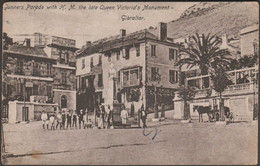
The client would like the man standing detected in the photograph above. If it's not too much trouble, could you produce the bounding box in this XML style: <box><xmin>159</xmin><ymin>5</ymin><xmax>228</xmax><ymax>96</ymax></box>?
<box><xmin>140</xmin><ymin>105</ymin><xmax>148</xmax><ymax>128</ymax></box>
<box><xmin>41</xmin><ymin>111</ymin><xmax>48</xmax><ymax>129</ymax></box>
<box><xmin>131</xmin><ymin>102</ymin><xmax>135</xmax><ymax>117</ymax></box>
<box><xmin>107</xmin><ymin>105</ymin><xmax>113</xmax><ymax>129</ymax></box>
<box><xmin>61</xmin><ymin>111</ymin><xmax>66</xmax><ymax>129</ymax></box>
<box><xmin>72</xmin><ymin>111</ymin><xmax>77</xmax><ymax>129</ymax></box>
<box><xmin>79</xmin><ymin>109</ymin><xmax>84</xmax><ymax>129</ymax></box>
<box><xmin>120</xmin><ymin>105</ymin><xmax>128</xmax><ymax>129</ymax></box>
<box><xmin>67</xmin><ymin>110</ymin><xmax>72</xmax><ymax>129</ymax></box>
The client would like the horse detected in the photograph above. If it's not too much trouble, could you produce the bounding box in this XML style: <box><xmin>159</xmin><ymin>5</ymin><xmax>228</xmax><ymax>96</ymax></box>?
<box><xmin>197</xmin><ymin>106</ymin><xmax>212</xmax><ymax>122</ymax></box>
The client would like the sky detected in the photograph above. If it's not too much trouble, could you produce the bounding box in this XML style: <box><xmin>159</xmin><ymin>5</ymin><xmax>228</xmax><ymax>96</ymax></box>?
<box><xmin>3</xmin><ymin>2</ymin><xmax>197</xmax><ymax>48</ymax></box>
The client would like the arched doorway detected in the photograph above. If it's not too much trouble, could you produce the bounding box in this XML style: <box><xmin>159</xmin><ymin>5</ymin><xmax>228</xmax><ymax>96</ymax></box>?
<box><xmin>61</xmin><ymin>95</ymin><xmax>67</xmax><ymax>108</ymax></box>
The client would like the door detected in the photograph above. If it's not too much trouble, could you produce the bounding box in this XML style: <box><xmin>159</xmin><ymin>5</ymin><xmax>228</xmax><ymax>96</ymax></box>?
<box><xmin>61</xmin><ymin>95</ymin><xmax>67</xmax><ymax>108</ymax></box>
<box><xmin>22</xmin><ymin>107</ymin><xmax>29</xmax><ymax>121</ymax></box>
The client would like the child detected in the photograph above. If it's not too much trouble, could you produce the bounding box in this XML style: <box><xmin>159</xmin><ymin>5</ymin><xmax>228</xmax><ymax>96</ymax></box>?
<box><xmin>86</xmin><ymin>119</ymin><xmax>93</xmax><ymax>129</ymax></box>
<box><xmin>56</xmin><ymin>112</ymin><xmax>62</xmax><ymax>130</ymax></box>
<box><xmin>49</xmin><ymin>114</ymin><xmax>55</xmax><ymax>130</ymax></box>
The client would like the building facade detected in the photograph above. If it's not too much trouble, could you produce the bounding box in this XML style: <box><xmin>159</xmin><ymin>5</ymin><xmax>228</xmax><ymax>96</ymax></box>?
<box><xmin>45</xmin><ymin>36</ymin><xmax>78</xmax><ymax>112</ymax></box>
<box><xmin>173</xmin><ymin>24</ymin><xmax>259</xmax><ymax>120</ymax></box>
<box><xmin>2</xmin><ymin>40</ymin><xmax>58</xmax><ymax>123</ymax></box>
<box><xmin>76</xmin><ymin>23</ymin><xmax>180</xmax><ymax>114</ymax></box>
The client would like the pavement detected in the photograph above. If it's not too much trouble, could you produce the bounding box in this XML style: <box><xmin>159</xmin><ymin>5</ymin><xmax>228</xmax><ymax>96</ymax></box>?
<box><xmin>2</xmin><ymin>118</ymin><xmax>258</xmax><ymax>165</ymax></box>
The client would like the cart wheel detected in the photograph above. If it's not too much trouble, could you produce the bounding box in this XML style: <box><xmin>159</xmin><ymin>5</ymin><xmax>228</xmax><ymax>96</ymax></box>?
<box><xmin>215</xmin><ymin>113</ymin><xmax>220</xmax><ymax>121</ymax></box>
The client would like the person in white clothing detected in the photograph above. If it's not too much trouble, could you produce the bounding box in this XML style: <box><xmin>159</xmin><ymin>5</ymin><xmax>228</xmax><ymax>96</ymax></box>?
<box><xmin>41</xmin><ymin>111</ymin><xmax>48</xmax><ymax>129</ymax></box>
<box><xmin>120</xmin><ymin>105</ymin><xmax>128</xmax><ymax>129</ymax></box>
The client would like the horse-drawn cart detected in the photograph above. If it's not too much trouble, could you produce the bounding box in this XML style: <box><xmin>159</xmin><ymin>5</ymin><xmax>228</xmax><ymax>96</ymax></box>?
<box><xmin>196</xmin><ymin>97</ymin><xmax>234</xmax><ymax>122</ymax></box>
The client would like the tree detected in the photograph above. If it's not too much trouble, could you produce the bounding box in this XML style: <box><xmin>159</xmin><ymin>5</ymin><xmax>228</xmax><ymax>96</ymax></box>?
<box><xmin>210</xmin><ymin>67</ymin><xmax>230</xmax><ymax>121</ymax></box>
<box><xmin>178</xmin><ymin>85</ymin><xmax>196</xmax><ymax>120</ymax></box>
<box><xmin>176</xmin><ymin>33</ymin><xmax>232</xmax><ymax>75</ymax></box>
<box><xmin>3</xmin><ymin>32</ymin><xmax>13</xmax><ymax>50</ymax></box>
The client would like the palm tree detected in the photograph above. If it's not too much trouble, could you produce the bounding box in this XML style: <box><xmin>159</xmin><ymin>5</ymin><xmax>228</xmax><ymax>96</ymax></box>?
<box><xmin>176</xmin><ymin>33</ymin><xmax>232</xmax><ymax>75</ymax></box>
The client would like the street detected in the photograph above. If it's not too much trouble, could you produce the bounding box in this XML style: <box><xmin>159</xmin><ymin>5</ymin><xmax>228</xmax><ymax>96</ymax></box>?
<box><xmin>2</xmin><ymin>120</ymin><xmax>258</xmax><ymax>165</ymax></box>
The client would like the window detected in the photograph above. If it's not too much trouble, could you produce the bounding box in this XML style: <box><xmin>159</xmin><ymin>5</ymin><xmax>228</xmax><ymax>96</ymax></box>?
<box><xmin>82</xmin><ymin>59</ymin><xmax>85</xmax><ymax>69</ymax></box>
<box><xmin>98</xmin><ymin>55</ymin><xmax>102</xmax><ymax>65</ymax></box>
<box><xmin>81</xmin><ymin>77</ymin><xmax>86</xmax><ymax>89</ymax></box>
<box><xmin>7</xmin><ymin>85</ymin><xmax>12</xmax><ymax>95</ymax></box>
<box><xmin>130</xmin><ymin>69</ymin><xmax>139</xmax><ymax>85</ymax></box>
<box><xmin>65</xmin><ymin>53</ymin><xmax>69</xmax><ymax>64</ymax></box>
<box><xmin>98</xmin><ymin>74</ymin><xmax>103</xmax><ymax>87</ymax></box>
<box><xmin>123</xmin><ymin>71</ymin><xmax>129</xmax><ymax>86</ymax></box>
<box><xmin>169</xmin><ymin>48</ymin><xmax>177</xmax><ymax>61</ymax></box>
<box><xmin>16</xmin><ymin>82</ymin><xmax>23</xmax><ymax>95</ymax></box>
<box><xmin>90</xmin><ymin>57</ymin><xmax>94</xmax><ymax>68</ymax></box>
<box><xmin>16</xmin><ymin>60</ymin><xmax>23</xmax><ymax>73</ymax></box>
<box><xmin>33</xmin><ymin>84</ymin><xmax>38</xmax><ymax>95</ymax></box>
<box><xmin>47</xmin><ymin>86</ymin><xmax>52</xmax><ymax>97</ymax></box>
<box><xmin>106</xmin><ymin>52</ymin><xmax>111</xmax><ymax>62</ymax></box>
<box><xmin>169</xmin><ymin>70</ymin><xmax>178</xmax><ymax>84</ymax></box>
<box><xmin>125</xmin><ymin>48</ymin><xmax>130</xmax><ymax>60</ymax></box>
<box><xmin>116</xmin><ymin>51</ymin><xmax>120</xmax><ymax>60</ymax></box>
<box><xmin>136</xmin><ymin>44</ymin><xmax>140</xmax><ymax>57</ymax></box>
<box><xmin>47</xmin><ymin>63</ymin><xmax>51</xmax><ymax>75</ymax></box>
<box><xmin>60</xmin><ymin>50</ymin><xmax>69</xmax><ymax>64</ymax></box>
<box><xmin>118</xmin><ymin>71</ymin><xmax>121</xmax><ymax>83</ymax></box>
<box><xmin>61</xmin><ymin>73</ymin><xmax>67</xmax><ymax>84</ymax></box>
<box><xmin>151</xmin><ymin>45</ymin><xmax>156</xmax><ymax>57</ymax></box>
<box><xmin>33</xmin><ymin>62</ymin><xmax>38</xmax><ymax>75</ymax></box>
<box><xmin>151</xmin><ymin>67</ymin><xmax>159</xmax><ymax>81</ymax></box>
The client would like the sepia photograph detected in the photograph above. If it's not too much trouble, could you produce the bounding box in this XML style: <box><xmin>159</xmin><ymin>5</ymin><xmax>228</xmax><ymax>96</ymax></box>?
<box><xmin>1</xmin><ymin>1</ymin><xmax>259</xmax><ymax>165</ymax></box>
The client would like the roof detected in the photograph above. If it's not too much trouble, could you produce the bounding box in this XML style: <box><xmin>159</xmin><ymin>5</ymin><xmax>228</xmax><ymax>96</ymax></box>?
<box><xmin>76</xmin><ymin>29</ymin><xmax>159</xmax><ymax>58</ymax></box>
<box><xmin>4</xmin><ymin>45</ymin><xmax>56</xmax><ymax>61</ymax></box>
<box><xmin>6</xmin><ymin>45</ymin><xmax>48</xmax><ymax>57</ymax></box>
<box><xmin>47</xmin><ymin>43</ymin><xmax>79</xmax><ymax>51</ymax></box>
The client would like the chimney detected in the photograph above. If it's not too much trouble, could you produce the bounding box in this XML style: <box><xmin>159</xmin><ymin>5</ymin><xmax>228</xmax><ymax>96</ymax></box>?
<box><xmin>25</xmin><ymin>38</ymin><xmax>31</xmax><ymax>47</ymax></box>
<box><xmin>221</xmin><ymin>34</ymin><xmax>228</xmax><ymax>48</ymax></box>
<box><xmin>86</xmin><ymin>41</ymin><xmax>91</xmax><ymax>47</ymax></box>
<box><xmin>120</xmin><ymin>29</ymin><xmax>126</xmax><ymax>37</ymax></box>
<box><xmin>158</xmin><ymin>22</ymin><xmax>167</xmax><ymax>41</ymax></box>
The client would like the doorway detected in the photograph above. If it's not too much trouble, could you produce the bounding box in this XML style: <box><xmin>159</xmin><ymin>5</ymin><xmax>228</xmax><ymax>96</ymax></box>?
<box><xmin>61</xmin><ymin>95</ymin><xmax>67</xmax><ymax>108</ymax></box>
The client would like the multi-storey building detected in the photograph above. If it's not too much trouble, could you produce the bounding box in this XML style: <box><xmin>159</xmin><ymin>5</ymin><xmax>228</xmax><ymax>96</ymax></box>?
<box><xmin>2</xmin><ymin>39</ymin><xmax>58</xmax><ymax>123</ymax></box>
<box><xmin>45</xmin><ymin>36</ymin><xmax>78</xmax><ymax>112</ymax></box>
<box><xmin>173</xmin><ymin>24</ymin><xmax>259</xmax><ymax>120</ymax></box>
<box><xmin>76</xmin><ymin>22</ymin><xmax>181</xmax><ymax>115</ymax></box>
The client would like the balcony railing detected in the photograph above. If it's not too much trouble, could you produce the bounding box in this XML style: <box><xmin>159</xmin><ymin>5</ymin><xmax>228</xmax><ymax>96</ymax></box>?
<box><xmin>225</xmin><ymin>83</ymin><xmax>253</xmax><ymax>92</ymax></box>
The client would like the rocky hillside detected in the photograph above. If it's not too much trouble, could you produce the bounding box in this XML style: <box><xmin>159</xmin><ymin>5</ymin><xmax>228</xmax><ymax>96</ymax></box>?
<box><xmin>168</xmin><ymin>2</ymin><xmax>259</xmax><ymax>39</ymax></box>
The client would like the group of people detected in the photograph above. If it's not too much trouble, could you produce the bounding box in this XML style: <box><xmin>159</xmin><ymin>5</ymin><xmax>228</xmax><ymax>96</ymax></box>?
<box><xmin>120</xmin><ymin>104</ymin><xmax>149</xmax><ymax>128</ymax></box>
<box><xmin>41</xmin><ymin>103</ymin><xmax>149</xmax><ymax>130</ymax></box>
<box><xmin>95</xmin><ymin>105</ymin><xmax>114</xmax><ymax>129</ymax></box>
<box><xmin>41</xmin><ymin>109</ymin><xmax>93</xmax><ymax>130</ymax></box>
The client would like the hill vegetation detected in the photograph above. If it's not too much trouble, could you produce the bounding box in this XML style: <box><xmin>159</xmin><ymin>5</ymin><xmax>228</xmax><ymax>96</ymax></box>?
<box><xmin>168</xmin><ymin>2</ymin><xmax>259</xmax><ymax>39</ymax></box>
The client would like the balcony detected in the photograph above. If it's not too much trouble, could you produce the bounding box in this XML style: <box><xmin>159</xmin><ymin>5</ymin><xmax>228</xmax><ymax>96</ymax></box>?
<box><xmin>186</xmin><ymin>66</ymin><xmax>258</xmax><ymax>98</ymax></box>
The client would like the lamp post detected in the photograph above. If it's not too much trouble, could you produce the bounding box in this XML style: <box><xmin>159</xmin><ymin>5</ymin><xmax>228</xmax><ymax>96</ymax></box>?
<box><xmin>20</xmin><ymin>78</ymin><xmax>27</xmax><ymax>121</ymax></box>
